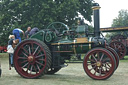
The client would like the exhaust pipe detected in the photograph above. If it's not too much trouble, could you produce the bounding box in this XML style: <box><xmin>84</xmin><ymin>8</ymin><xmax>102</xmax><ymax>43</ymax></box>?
<box><xmin>92</xmin><ymin>3</ymin><xmax>101</xmax><ymax>37</ymax></box>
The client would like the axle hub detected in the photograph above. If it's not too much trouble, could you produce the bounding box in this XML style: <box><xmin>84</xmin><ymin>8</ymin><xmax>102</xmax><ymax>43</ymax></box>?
<box><xmin>28</xmin><ymin>56</ymin><xmax>34</xmax><ymax>62</ymax></box>
<box><xmin>96</xmin><ymin>61</ymin><xmax>101</xmax><ymax>67</ymax></box>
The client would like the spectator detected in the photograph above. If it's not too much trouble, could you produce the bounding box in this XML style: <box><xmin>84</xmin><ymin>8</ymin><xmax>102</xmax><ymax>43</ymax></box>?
<box><xmin>25</xmin><ymin>27</ymin><xmax>31</xmax><ymax>39</ymax></box>
<box><xmin>12</xmin><ymin>28</ymin><xmax>24</xmax><ymax>42</ymax></box>
<box><xmin>7</xmin><ymin>35</ymin><xmax>17</xmax><ymax>66</ymax></box>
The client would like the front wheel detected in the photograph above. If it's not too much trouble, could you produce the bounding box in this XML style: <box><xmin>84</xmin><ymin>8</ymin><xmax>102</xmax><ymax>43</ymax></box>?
<box><xmin>83</xmin><ymin>48</ymin><xmax>116</xmax><ymax>80</ymax></box>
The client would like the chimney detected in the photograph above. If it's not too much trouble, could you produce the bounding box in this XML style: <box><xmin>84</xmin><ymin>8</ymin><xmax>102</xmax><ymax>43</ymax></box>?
<box><xmin>92</xmin><ymin>3</ymin><xmax>101</xmax><ymax>37</ymax></box>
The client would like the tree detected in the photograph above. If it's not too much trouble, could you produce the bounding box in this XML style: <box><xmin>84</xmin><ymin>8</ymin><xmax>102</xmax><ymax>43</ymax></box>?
<box><xmin>0</xmin><ymin>0</ymin><xmax>93</xmax><ymax>45</ymax></box>
<box><xmin>105</xmin><ymin>9</ymin><xmax>128</xmax><ymax>40</ymax></box>
<box><xmin>112</xmin><ymin>9</ymin><xmax>128</xmax><ymax>27</ymax></box>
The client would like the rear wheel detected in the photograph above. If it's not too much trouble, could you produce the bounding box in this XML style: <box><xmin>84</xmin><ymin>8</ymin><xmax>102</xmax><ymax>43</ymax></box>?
<box><xmin>109</xmin><ymin>41</ymin><xmax>126</xmax><ymax>59</ymax></box>
<box><xmin>83</xmin><ymin>48</ymin><xmax>116</xmax><ymax>80</ymax></box>
<box><xmin>13</xmin><ymin>39</ymin><xmax>51</xmax><ymax>78</ymax></box>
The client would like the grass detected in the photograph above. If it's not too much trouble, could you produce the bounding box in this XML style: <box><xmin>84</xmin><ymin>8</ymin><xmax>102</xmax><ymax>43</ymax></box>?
<box><xmin>0</xmin><ymin>53</ymin><xmax>128</xmax><ymax>85</ymax></box>
<box><xmin>0</xmin><ymin>53</ymin><xmax>9</xmax><ymax>58</ymax></box>
<box><xmin>120</xmin><ymin>56</ymin><xmax>128</xmax><ymax>62</ymax></box>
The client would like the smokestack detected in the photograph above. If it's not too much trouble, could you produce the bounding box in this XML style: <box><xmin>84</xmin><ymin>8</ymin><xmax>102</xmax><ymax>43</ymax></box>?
<box><xmin>92</xmin><ymin>3</ymin><xmax>101</xmax><ymax>37</ymax></box>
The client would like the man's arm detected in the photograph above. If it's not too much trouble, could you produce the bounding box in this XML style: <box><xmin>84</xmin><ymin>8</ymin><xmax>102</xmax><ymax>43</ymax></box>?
<box><xmin>22</xmin><ymin>31</ymin><xmax>25</xmax><ymax>37</ymax></box>
<box><xmin>18</xmin><ymin>29</ymin><xmax>25</xmax><ymax>38</ymax></box>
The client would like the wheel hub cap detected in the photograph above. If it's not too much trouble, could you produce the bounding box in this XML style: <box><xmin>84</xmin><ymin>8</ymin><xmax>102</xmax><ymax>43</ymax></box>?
<box><xmin>28</xmin><ymin>56</ymin><xmax>34</xmax><ymax>62</ymax></box>
<box><xmin>96</xmin><ymin>61</ymin><xmax>101</xmax><ymax>67</ymax></box>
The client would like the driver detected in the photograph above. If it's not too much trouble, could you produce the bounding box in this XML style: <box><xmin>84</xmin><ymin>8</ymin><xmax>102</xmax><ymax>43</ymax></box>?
<box><xmin>25</xmin><ymin>27</ymin><xmax>39</xmax><ymax>38</ymax></box>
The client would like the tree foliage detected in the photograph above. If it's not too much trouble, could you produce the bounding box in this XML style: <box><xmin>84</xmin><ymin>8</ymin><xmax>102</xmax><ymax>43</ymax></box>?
<box><xmin>112</xmin><ymin>9</ymin><xmax>128</xmax><ymax>27</ymax></box>
<box><xmin>105</xmin><ymin>9</ymin><xmax>128</xmax><ymax>40</ymax></box>
<box><xmin>0</xmin><ymin>0</ymin><xmax>93</xmax><ymax>45</ymax></box>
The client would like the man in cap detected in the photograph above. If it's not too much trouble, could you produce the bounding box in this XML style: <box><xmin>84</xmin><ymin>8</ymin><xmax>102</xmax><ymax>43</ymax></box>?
<box><xmin>12</xmin><ymin>28</ymin><xmax>24</xmax><ymax>42</ymax></box>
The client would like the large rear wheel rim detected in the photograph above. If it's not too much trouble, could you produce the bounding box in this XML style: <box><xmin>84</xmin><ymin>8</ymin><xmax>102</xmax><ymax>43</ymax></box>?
<box><xmin>83</xmin><ymin>48</ymin><xmax>116</xmax><ymax>80</ymax></box>
<box><xmin>14</xmin><ymin>40</ymin><xmax>47</xmax><ymax>78</ymax></box>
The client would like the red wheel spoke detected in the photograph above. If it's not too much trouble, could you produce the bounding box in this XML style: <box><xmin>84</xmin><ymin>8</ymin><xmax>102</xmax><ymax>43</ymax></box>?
<box><xmin>33</xmin><ymin>46</ymin><xmax>40</xmax><ymax>55</ymax></box>
<box><xmin>97</xmin><ymin>52</ymin><xmax>100</xmax><ymax>60</ymax></box>
<box><xmin>102</xmin><ymin>62</ymin><xmax>111</xmax><ymax>66</ymax></box>
<box><xmin>36</xmin><ymin>61</ymin><xmax>44</xmax><ymax>66</ymax></box>
<box><xmin>36</xmin><ymin>64</ymin><xmax>41</xmax><ymax>71</ymax></box>
<box><xmin>105</xmin><ymin>66</ymin><xmax>110</xmax><ymax>70</ymax></box>
<box><xmin>102</xmin><ymin>58</ymin><xmax>110</xmax><ymax>62</ymax></box>
<box><xmin>35</xmin><ymin>54</ymin><xmax>45</xmax><ymax>58</ymax></box>
<box><xmin>26</xmin><ymin>63</ymin><xmax>30</xmax><ymax>72</ymax></box>
<box><xmin>102</xmin><ymin>64</ymin><xmax>106</xmax><ymax>71</ymax></box>
<box><xmin>30</xmin><ymin>65</ymin><xmax>33</xmax><ymax>74</ymax></box>
<box><xmin>101</xmin><ymin>66</ymin><xmax>105</xmax><ymax>73</ymax></box>
<box><xmin>103</xmin><ymin>63</ymin><xmax>111</xmax><ymax>70</ymax></box>
<box><xmin>91</xmin><ymin>54</ymin><xmax>97</xmax><ymax>62</ymax></box>
<box><xmin>22</xmin><ymin>52</ymin><xmax>28</xmax><ymax>58</ymax></box>
<box><xmin>28</xmin><ymin>46</ymin><xmax>32</xmax><ymax>55</ymax></box>
<box><xmin>33</xmin><ymin>65</ymin><xmax>38</xmax><ymax>73</ymax></box>
<box><xmin>114</xmin><ymin>43</ymin><xmax>116</xmax><ymax>49</ymax></box>
<box><xmin>94</xmin><ymin>67</ymin><xmax>98</xmax><ymax>75</ymax></box>
<box><xmin>38</xmin><ymin>59</ymin><xmax>45</xmax><ymax>61</ymax></box>
<box><xmin>104</xmin><ymin>64</ymin><xmax>108</xmax><ymax>71</ymax></box>
<box><xmin>120</xmin><ymin>52</ymin><xmax>123</xmax><ymax>54</ymax></box>
<box><xmin>22</xmin><ymin>47</ymin><xmax>29</xmax><ymax>54</ymax></box>
<box><xmin>88</xmin><ymin>59</ymin><xmax>95</xmax><ymax>62</ymax></box>
<box><xmin>117</xmin><ymin>44</ymin><xmax>121</xmax><ymax>49</ymax></box>
<box><xmin>18</xmin><ymin>57</ymin><xmax>27</xmax><ymax>60</ymax></box>
<box><xmin>21</xmin><ymin>60</ymin><xmax>28</xmax><ymax>64</ymax></box>
<box><xmin>31</xmin><ymin>43</ymin><xmax>34</xmax><ymax>53</ymax></box>
<box><xmin>100</xmin><ymin>53</ymin><xmax>104</xmax><ymax>61</ymax></box>
<box><xmin>89</xmin><ymin>65</ymin><xmax>97</xmax><ymax>71</ymax></box>
<box><xmin>87</xmin><ymin>63</ymin><xmax>96</xmax><ymax>66</ymax></box>
<box><xmin>106</xmin><ymin>62</ymin><xmax>111</xmax><ymax>68</ymax></box>
<box><xmin>22</xmin><ymin>62</ymin><xmax>29</xmax><ymax>68</ymax></box>
<box><xmin>99</xmin><ymin>67</ymin><xmax>102</xmax><ymax>76</ymax></box>
<box><xmin>35</xmin><ymin>50</ymin><xmax>42</xmax><ymax>56</ymax></box>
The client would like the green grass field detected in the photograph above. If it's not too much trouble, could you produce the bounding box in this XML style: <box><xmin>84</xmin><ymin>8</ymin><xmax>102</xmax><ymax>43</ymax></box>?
<box><xmin>0</xmin><ymin>53</ymin><xmax>128</xmax><ymax>85</ymax></box>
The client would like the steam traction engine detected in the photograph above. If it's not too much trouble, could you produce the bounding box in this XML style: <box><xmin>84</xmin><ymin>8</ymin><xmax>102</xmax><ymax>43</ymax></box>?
<box><xmin>13</xmin><ymin>3</ymin><xmax>119</xmax><ymax>80</ymax></box>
